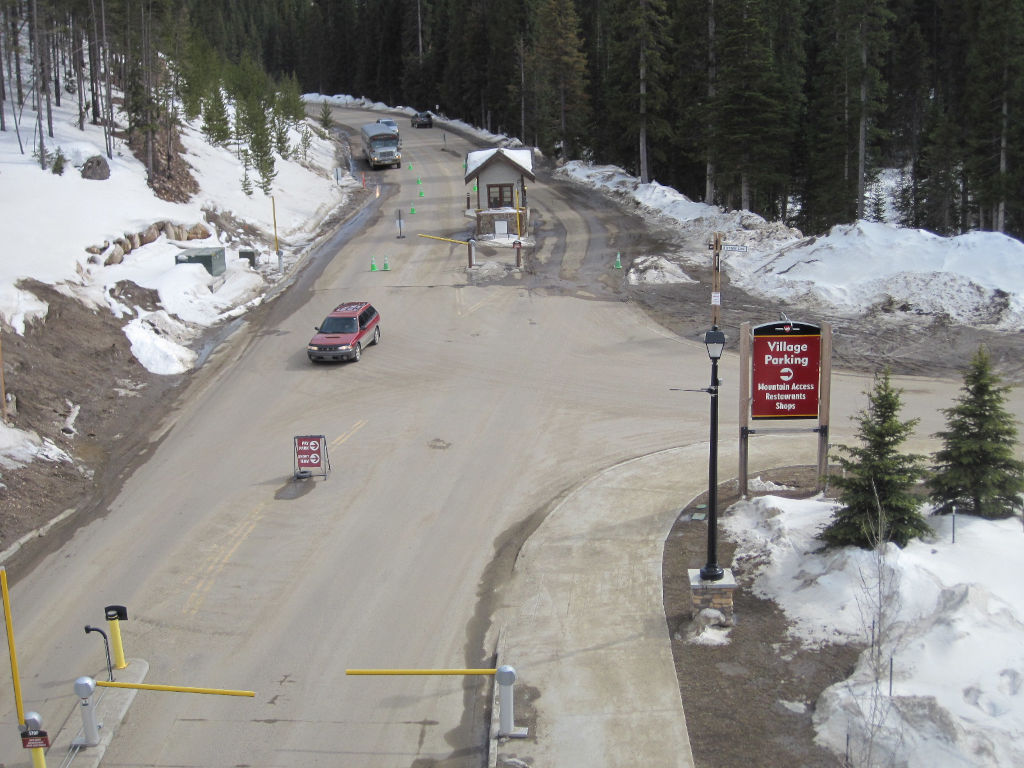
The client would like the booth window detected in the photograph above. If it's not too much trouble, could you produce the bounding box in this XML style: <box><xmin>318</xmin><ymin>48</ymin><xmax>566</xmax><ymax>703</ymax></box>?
<box><xmin>487</xmin><ymin>183</ymin><xmax>514</xmax><ymax>208</ymax></box>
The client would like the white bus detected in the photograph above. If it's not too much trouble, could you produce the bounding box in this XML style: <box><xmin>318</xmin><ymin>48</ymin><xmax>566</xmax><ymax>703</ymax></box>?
<box><xmin>360</xmin><ymin>123</ymin><xmax>401</xmax><ymax>170</ymax></box>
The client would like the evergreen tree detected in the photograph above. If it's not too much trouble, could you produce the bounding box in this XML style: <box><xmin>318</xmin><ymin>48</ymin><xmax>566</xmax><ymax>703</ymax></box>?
<box><xmin>797</xmin><ymin>0</ymin><xmax>891</xmax><ymax>233</ymax></box>
<box><xmin>318</xmin><ymin>100</ymin><xmax>334</xmax><ymax>132</ymax></box>
<box><xmin>708</xmin><ymin>0</ymin><xmax>803</xmax><ymax>216</ymax></box>
<box><xmin>603</xmin><ymin>0</ymin><xmax>671</xmax><ymax>182</ymax></box>
<box><xmin>907</xmin><ymin>101</ymin><xmax>964</xmax><ymax>234</ymax></box>
<box><xmin>276</xmin><ymin>73</ymin><xmax>308</xmax><ymax>125</ymax></box>
<box><xmin>236</xmin><ymin>93</ymin><xmax>276</xmax><ymax>194</ymax></box>
<box><xmin>177</xmin><ymin>30</ymin><xmax>220</xmax><ymax>122</ymax></box>
<box><xmin>929</xmin><ymin>346</ymin><xmax>1024</xmax><ymax>519</ymax></box>
<box><xmin>529</xmin><ymin>0</ymin><xmax>590</xmax><ymax>159</ymax></box>
<box><xmin>240</xmin><ymin>148</ymin><xmax>255</xmax><ymax>196</ymax></box>
<box><xmin>821</xmin><ymin>368</ymin><xmax>929</xmax><ymax>549</ymax></box>
<box><xmin>273</xmin><ymin>112</ymin><xmax>291</xmax><ymax>161</ymax></box>
<box><xmin>962</xmin><ymin>0</ymin><xmax>1024</xmax><ymax>233</ymax></box>
<box><xmin>201</xmin><ymin>84</ymin><xmax>232</xmax><ymax>146</ymax></box>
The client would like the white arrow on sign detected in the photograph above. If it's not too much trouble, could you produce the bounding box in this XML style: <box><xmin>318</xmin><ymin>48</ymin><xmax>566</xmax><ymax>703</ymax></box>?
<box><xmin>779</xmin><ymin>367</ymin><xmax>794</xmax><ymax>382</ymax></box>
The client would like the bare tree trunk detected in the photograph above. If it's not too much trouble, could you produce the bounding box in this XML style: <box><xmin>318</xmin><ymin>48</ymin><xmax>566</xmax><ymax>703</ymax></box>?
<box><xmin>518</xmin><ymin>35</ymin><xmax>525</xmax><ymax>143</ymax></box>
<box><xmin>102</xmin><ymin>0</ymin><xmax>113</xmax><ymax>157</ymax></box>
<box><xmin>704</xmin><ymin>0</ymin><xmax>716</xmax><ymax>204</ymax></box>
<box><xmin>997</xmin><ymin>67</ymin><xmax>1008</xmax><ymax>233</ymax></box>
<box><xmin>8</xmin><ymin>4</ymin><xmax>26</xmax><ymax>105</ymax></box>
<box><xmin>559</xmin><ymin>77</ymin><xmax>567</xmax><ymax>158</ymax></box>
<box><xmin>2</xmin><ymin>2</ymin><xmax>25</xmax><ymax>152</ymax></box>
<box><xmin>51</xmin><ymin>17</ymin><xmax>60</xmax><ymax>108</ymax></box>
<box><xmin>74</xmin><ymin>18</ymin><xmax>86</xmax><ymax>129</ymax></box>
<box><xmin>42</xmin><ymin>21</ymin><xmax>53</xmax><ymax>139</ymax></box>
<box><xmin>416</xmin><ymin>0</ymin><xmax>422</xmax><ymax>64</ymax></box>
<box><xmin>0</xmin><ymin>7</ymin><xmax>6</xmax><ymax>133</ymax></box>
<box><xmin>857</xmin><ymin>26</ymin><xmax>867</xmax><ymax>221</ymax></box>
<box><xmin>32</xmin><ymin>0</ymin><xmax>45</xmax><ymax>168</ymax></box>
<box><xmin>88</xmin><ymin>0</ymin><xmax>101</xmax><ymax>123</ymax></box>
<box><xmin>638</xmin><ymin>38</ymin><xmax>649</xmax><ymax>183</ymax></box>
<box><xmin>142</xmin><ymin>0</ymin><xmax>154</xmax><ymax>177</ymax></box>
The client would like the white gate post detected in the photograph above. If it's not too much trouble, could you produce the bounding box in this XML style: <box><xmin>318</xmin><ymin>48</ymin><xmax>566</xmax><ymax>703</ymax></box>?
<box><xmin>72</xmin><ymin>676</ymin><xmax>101</xmax><ymax>747</ymax></box>
<box><xmin>495</xmin><ymin>665</ymin><xmax>528</xmax><ymax>738</ymax></box>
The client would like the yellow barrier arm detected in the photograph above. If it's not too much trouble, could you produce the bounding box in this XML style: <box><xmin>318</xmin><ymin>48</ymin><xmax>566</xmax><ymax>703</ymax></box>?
<box><xmin>95</xmin><ymin>681</ymin><xmax>255</xmax><ymax>697</ymax></box>
<box><xmin>417</xmin><ymin>234</ymin><xmax>468</xmax><ymax>245</ymax></box>
<box><xmin>346</xmin><ymin>668</ymin><xmax>496</xmax><ymax>676</ymax></box>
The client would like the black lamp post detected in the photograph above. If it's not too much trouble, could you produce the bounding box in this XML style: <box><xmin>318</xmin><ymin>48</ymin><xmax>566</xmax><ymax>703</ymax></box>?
<box><xmin>699</xmin><ymin>326</ymin><xmax>726</xmax><ymax>582</ymax></box>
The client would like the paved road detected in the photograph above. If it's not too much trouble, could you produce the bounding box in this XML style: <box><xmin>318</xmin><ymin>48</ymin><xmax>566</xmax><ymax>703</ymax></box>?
<box><xmin>1</xmin><ymin>106</ymin><xmax>1012</xmax><ymax>768</ymax></box>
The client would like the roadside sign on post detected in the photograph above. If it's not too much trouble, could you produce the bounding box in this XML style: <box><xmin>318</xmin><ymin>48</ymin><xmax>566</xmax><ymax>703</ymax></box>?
<box><xmin>294</xmin><ymin>435</ymin><xmax>329</xmax><ymax>480</ymax></box>
<box><xmin>751</xmin><ymin>321</ymin><xmax>821</xmax><ymax>420</ymax></box>
<box><xmin>22</xmin><ymin>730</ymin><xmax>49</xmax><ymax>749</ymax></box>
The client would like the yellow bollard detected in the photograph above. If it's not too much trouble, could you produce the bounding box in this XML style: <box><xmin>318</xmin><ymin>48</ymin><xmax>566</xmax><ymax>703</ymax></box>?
<box><xmin>30</xmin><ymin>746</ymin><xmax>45</xmax><ymax>768</ymax></box>
<box><xmin>105</xmin><ymin>605</ymin><xmax>128</xmax><ymax>670</ymax></box>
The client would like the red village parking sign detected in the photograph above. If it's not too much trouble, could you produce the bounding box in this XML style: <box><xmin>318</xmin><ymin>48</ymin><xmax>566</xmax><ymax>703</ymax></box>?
<box><xmin>751</xmin><ymin>321</ymin><xmax>821</xmax><ymax>419</ymax></box>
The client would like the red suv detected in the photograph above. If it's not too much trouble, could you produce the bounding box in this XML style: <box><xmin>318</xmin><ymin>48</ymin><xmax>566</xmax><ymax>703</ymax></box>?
<box><xmin>307</xmin><ymin>302</ymin><xmax>381</xmax><ymax>362</ymax></box>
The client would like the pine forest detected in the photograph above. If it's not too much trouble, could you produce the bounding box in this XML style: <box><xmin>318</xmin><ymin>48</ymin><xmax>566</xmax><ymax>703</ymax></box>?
<box><xmin>3</xmin><ymin>0</ymin><xmax>1024</xmax><ymax>239</ymax></box>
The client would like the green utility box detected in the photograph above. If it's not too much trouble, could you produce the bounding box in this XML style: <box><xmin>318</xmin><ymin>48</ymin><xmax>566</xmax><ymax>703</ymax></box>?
<box><xmin>175</xmin><ymin>247</ymin><xmax>226</xmax><ymax>276</ymax></box>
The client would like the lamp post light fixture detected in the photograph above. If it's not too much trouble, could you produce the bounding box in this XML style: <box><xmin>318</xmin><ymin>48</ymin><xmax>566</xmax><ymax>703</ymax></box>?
<box><xmin>699</xmin><ymin>325</ymin><xmax>727</xmax><ymax>582</ymax></box>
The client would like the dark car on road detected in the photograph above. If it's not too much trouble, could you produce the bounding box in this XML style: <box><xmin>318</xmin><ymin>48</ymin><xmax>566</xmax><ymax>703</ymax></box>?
<box><xmin>411</xmin><ymin>111</ymin><xmax>433</xmax><ymax>128</ymax></box>
<box><xmin>307</xmin><ymin>302</ymin><xmax>380</xmax><ymax>362</ymax></box>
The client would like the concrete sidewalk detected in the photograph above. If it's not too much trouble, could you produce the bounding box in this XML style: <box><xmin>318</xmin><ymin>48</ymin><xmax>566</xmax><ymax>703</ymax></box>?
<box><xmin>493</xmin><ymin>444</ymin><xmax>712</xmax><ymax>767</ymax></box>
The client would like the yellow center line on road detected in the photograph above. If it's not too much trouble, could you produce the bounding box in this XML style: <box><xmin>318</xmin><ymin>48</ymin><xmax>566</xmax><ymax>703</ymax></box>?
<box><xmin>184</xmin><ymin>502</ymin><xmax>266</xmax><ymax>617</ymax></box>
<box><xmin>330</xmin><ymin>419</ymin><xmax>367</xmax><ymax>448</ymax></box>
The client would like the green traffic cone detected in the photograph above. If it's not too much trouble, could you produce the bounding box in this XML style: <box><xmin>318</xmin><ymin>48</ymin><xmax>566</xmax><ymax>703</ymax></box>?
<box><xmin>419</xmin><ymin>189</ymin><xmax>425</xmax><ymax>197</ymax></box>
<box><xmin>417</xmin><ymin>177</ymin><xmax>422</xmax><ymax>184</ymax></box>
<box><xmin>410</xmin><ymin>206</ymin><xmax>416</xmax><ymax>214</ymax></box>
<box><xmin>614</xmin><ymin>251</ymin><xmax>622</xmax><ymax>269</ymax></box>
<box><xmin>383</xmin><ymin>256</ymin><xmax>390</xmax><ymax>271</ymax></box>
<box><xmin>371</xmin><ymin>256</ymin><xmax>378</xmax><ymax>272</ymax></box>
<box><xmin>408</xmin><ymin>163</ymin><xmax>413</xmax><ymax>170</ymax></box>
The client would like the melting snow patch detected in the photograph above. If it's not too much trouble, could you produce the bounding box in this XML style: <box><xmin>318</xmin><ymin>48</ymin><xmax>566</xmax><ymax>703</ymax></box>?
<box><xmin>627</xmin><ymin>255</ymin><xmax>695</xmax><ymax>285</ymax></box>
<box><xmin>749</xmin><ymin>476</ymin><xmax>794</xmax><ymax>492</ymax></box>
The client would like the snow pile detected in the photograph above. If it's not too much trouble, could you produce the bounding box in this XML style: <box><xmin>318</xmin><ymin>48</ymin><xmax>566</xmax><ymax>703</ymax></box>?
<box><xmin>731</xmin><ymin>221</ymin><xmax>1024</xmax><ymax>328</ymax></box>
<box><xmin>723</xmin><ymin>495</ymin><xmax>1024</xmax><ymax>767</ymax></box>
<box><xmin>557</xmin><ymin>160</ymin><xmax>1024</xmax><ymax>330</ymax></box>
<box><xmin>0</xmin><ymin>422</ymin><xmax>71</xmax><ymax>474</ymax></box>
<box><xmin>627</xmin><ymin>255</ymin><xmax>696</xmax><ymax>285</ymax></box>
<box><xmin>1</xmin><ymin>88</ymin><xmax>353</xmax><ymax>367</ymax></box>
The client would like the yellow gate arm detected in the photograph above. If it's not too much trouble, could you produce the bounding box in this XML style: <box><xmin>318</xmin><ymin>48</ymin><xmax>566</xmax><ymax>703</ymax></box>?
<box><xmin>96</xmin><ymin>680</ymin><xmax>255</xmax><ymax>697</ymax></box>
<box><xmin>347</xmin><ymin>668</ymin><xmax>496</xmax><ymax>676</ymax></box>
<box><xmin>417</xmin><ymin>234</ymin><xmax>468</xmax><ymax>245</ymax></box>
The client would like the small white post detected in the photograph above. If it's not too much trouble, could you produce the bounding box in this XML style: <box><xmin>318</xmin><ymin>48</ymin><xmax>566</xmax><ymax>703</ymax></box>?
<box><xmin>495</xmin><ymin>665</ymin><xmax>527</xmax><ymax>738</ymax></box>
<box><xmin>72</xmin><ymin>676</ymin><xmax>101</xmax><ymax>747</ymax></box>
